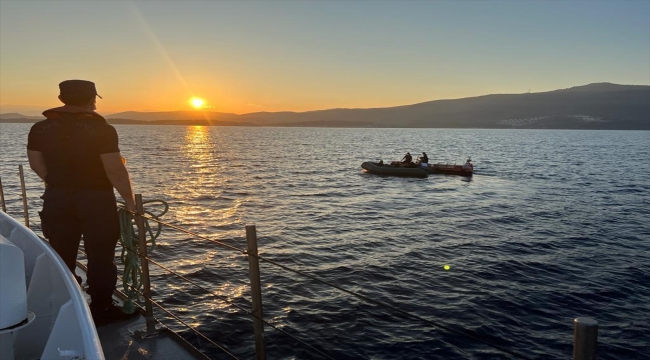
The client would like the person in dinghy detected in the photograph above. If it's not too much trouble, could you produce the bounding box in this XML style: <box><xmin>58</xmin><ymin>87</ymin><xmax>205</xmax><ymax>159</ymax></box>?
<box><xmin>417</xmin><ymin>152</ymin><xmax>429</xmax><ymax>168</ymax></box>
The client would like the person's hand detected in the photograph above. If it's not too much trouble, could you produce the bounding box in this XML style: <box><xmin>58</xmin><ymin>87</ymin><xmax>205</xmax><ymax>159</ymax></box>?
<box><xmin>125</xmin><ymin>199</ymin><xmax>136</xmax><ymax>213</ymax></box>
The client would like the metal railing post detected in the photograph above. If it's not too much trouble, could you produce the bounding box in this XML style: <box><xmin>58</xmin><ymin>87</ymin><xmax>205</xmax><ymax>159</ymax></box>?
<box><xmin>246</xmin><ymin>225</ymin><xmax>266</xmax><ymax>360</ymax></box>
<box><xmin>573</xmin><ymin>317</ymin><xmax>598</xmax><ymax>360</ymax></box>
<box><xmin>135</xmin><ymin>194</ymin><xmax>156</xmax><ymax>333</ymax></box>
<box><xmin>18</xmin><ymin>165</ymin><xmax>29</xmax><ymax>227</ymax></box>
<box><xmin>0</xmin><ymin>175</ymin><xmax>7</xmax><ymax>212</ymax></box>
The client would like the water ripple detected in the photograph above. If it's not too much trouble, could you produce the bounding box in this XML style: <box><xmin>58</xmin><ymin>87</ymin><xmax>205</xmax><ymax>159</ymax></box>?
<box><xmin>1</xmin><ymin>125</ymin><xmax>649</xmax><ymax>359</ymax></box>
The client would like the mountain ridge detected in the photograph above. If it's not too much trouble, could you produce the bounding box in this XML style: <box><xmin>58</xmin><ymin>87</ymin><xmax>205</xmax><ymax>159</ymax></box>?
<box><xmin>2</xmin><ymin>83</ymin><xmax>648</xmax><ymax>129</ymax></box>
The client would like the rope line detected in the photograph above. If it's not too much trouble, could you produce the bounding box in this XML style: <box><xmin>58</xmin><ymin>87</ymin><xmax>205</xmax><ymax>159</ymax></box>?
<box><xmin>113</xmin><ymin>237</ymin><xmax>335</xmax><ymax>360</ymax></box>
<box><xmin>119</xmin><ymin>206</ymin><xmax>243</xmax><ymax>253</ymax></box>
<box><xmin>131</xmin><ymin>246</ymin><xmax>336</xmax><ymax>360</ymax></box>
<box><xmin>126</xmin><ymin>209</ymin><xmax>531</xmax><ymax>359</ymax></box>
<box><xmin>117</xmin><ymin>200</ymin><xmax>168</xmax><ymax>313</ymax></box>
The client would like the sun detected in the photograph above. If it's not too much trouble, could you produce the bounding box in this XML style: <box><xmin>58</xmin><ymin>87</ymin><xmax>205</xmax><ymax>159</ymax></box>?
<box><xmin>190</xmin><ymin>97</ymin><xmax>205</xmax><ymax>109</ymax></box>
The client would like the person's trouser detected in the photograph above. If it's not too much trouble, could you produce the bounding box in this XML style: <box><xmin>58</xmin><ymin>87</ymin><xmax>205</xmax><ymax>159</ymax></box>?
<box><xmin>39</xmin><ymin>187</ymin><xmax>119</xmax><ymax>308</ymax></box>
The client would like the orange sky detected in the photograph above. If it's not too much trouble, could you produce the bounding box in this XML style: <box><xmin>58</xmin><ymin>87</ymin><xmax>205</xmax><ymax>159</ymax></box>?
<box><xmin>1</xmin><ymin>1</ymin><xmax>648</xmax><ymax>116</ymax></box>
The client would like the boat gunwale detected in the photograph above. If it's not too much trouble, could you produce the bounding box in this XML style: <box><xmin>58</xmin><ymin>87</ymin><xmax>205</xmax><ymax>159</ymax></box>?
<box><xmin>0</xmin><ymin>211</ymin><xmax>104</xmax><ymax>359</ymax></box>
<box><xmin>361</xmin><ymin>161</ymin><xmax>428</xmax><ymax>178</ymax></box>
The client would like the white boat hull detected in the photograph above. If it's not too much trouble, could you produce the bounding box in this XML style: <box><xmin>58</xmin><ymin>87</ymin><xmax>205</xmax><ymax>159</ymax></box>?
<box><xmin>0</xmin><ymin>212</ymin><xmax>104</xmax><ymax>360</ymax></box>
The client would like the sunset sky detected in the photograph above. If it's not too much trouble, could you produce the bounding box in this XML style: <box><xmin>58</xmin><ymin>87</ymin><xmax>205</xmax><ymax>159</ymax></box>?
<box><xmin>1</xmin><ymin>0</ymin><xmax>649</xmax><ymax>116</ymax></box>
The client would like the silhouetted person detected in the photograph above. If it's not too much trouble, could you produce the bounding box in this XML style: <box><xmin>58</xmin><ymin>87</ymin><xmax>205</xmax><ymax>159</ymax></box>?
<box><xmin>464</xmin><ymin>157</ymin><xmax>473</xmax><ymax>169</ymax></box>
<box><xmin>420</xmin><ymin>152</ymin><xmax>429</xmax><ymax>164</ymax></box>
<box><xmin>27</xmin><ymin>79</ymin><xmax>137</xmax><ymax>326</ymax></box>
<box><xmin>402</xmin><ymin>152</ymin><xmax>412</xmax><ymax>164</ymax></box>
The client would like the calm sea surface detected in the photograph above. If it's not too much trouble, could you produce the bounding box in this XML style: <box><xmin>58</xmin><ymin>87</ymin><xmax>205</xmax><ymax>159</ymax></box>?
<box><xmin>1</xmin><ymin>124</ymin><xmax>649</xmax><ymax>359</ymax></box>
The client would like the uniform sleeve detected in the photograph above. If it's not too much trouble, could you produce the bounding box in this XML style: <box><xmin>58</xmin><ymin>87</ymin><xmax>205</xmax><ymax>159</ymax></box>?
<box><xmin>27</xmin><ymin>124</ymin><xmax>43</xmax><ymax>151</ymax></box>
<box><xmin>97</xmin><ymin>125</ymin><xmax>120</xmax><ymax>154</ymax></box>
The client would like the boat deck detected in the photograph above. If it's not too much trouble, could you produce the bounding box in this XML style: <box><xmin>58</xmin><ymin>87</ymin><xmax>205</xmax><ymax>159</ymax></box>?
<box><xmin>77</xmin><ymin>266</ymin><xmax>208</xmax><ymax>360</ymax></box>
<box><xmin>96</xmin><ymin>315</ymin><xmax>206</xmax><ymax>360</ymax></box>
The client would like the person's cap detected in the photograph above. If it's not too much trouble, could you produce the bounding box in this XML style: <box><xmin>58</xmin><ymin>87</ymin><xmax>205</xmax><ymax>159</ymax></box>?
<box><xmin>59</xmin><ymin>80</ymin><xmax>102</xmax><ymax>99</ymax></box>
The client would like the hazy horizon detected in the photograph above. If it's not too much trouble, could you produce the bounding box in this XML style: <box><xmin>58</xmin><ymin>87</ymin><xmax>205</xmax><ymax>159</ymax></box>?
<box><xmin>1</xmin><ymin>1</ymin><xmax>649</xmax><ymax>116</ymax></box>
<box><xmin>2</xmin><ymin>82</ymin><xmax>648</xmax><ymax>118</ymax></box>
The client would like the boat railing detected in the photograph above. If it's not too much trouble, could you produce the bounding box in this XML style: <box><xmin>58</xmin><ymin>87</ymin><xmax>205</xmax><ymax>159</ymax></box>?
<box><xmin>117</xmin><ymin>196</ymin><xmax>341</xmax><ymax>359</ymax></box>
<box><xmin>0</xmin><ymin>167</ymin><xmax>600</xmax><ymax>360</ymax></box>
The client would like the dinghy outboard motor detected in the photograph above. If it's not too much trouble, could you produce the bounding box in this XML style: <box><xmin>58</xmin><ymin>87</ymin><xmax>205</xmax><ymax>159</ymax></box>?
<box><xmin>0</xmin><ymin>236</ymin><xmax>34</xmax><ymax>359</ymax></box>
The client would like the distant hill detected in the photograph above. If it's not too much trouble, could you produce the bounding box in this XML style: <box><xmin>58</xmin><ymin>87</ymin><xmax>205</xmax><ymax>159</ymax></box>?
<box><xmin>552</xmin><ymin>83</ymin><xmax>648</xmax><ymax>92</ymax></box>
<box><xmin>107</xmin><ymin>118</ymin><xmax>257</xmax><ymax>127</ymax></box>
<box><xmin>0</xmin><ymin>113</ymin><xmax>44</xmax><ymax>120</ymax></box>
<box><xmin>105</xmin><ymin>110</ymin><xmax>236</xmax><ymax>121</ymax></box>
<box><xmin>104</xmin><ymin>83</ymin><xmax>649</xmax><ymax>129</ymax></box>
<box><xmin>3</xmin><ymin>83</ymin><xmax>649</xmax><ymax>129</ymax></box>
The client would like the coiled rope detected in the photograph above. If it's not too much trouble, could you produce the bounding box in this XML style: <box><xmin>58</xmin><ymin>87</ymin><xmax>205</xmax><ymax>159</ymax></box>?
<box><xmin>117</xmin><ymin>199</ymin><xmax>168</xmax><ymax>313</ymax></box>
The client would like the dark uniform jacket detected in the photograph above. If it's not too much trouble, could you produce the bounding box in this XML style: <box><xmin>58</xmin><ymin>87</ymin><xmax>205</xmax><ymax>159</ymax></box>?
<box><xmin>27</xmin><ymin>106</ymin><xmax>119</xmax><ymax>190</ymax></box>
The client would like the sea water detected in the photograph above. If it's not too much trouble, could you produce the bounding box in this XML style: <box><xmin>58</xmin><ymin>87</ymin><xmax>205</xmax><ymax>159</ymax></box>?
<box><xmin>1</xmin><ymin>124</ymin><xmax>648</xmax><ymax>359</ymax></box>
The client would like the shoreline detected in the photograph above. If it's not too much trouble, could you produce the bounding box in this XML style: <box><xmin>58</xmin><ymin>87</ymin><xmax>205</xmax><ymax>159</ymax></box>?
<box><xmin>2</xmin><ymin>118</ymin><xmax>649</xmax><ymax>130</ymax></box>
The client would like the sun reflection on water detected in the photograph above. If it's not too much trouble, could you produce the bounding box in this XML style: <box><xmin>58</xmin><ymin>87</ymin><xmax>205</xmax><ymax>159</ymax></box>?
<box><xmin>180</xmin><ymin>126</ymin><xmax>221</xmax><ymax>199</ymax></box>
<box><xmin>184</xmin><ymin>126</ymin><xmax>213</xmax><ymax>161</ymax></box>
